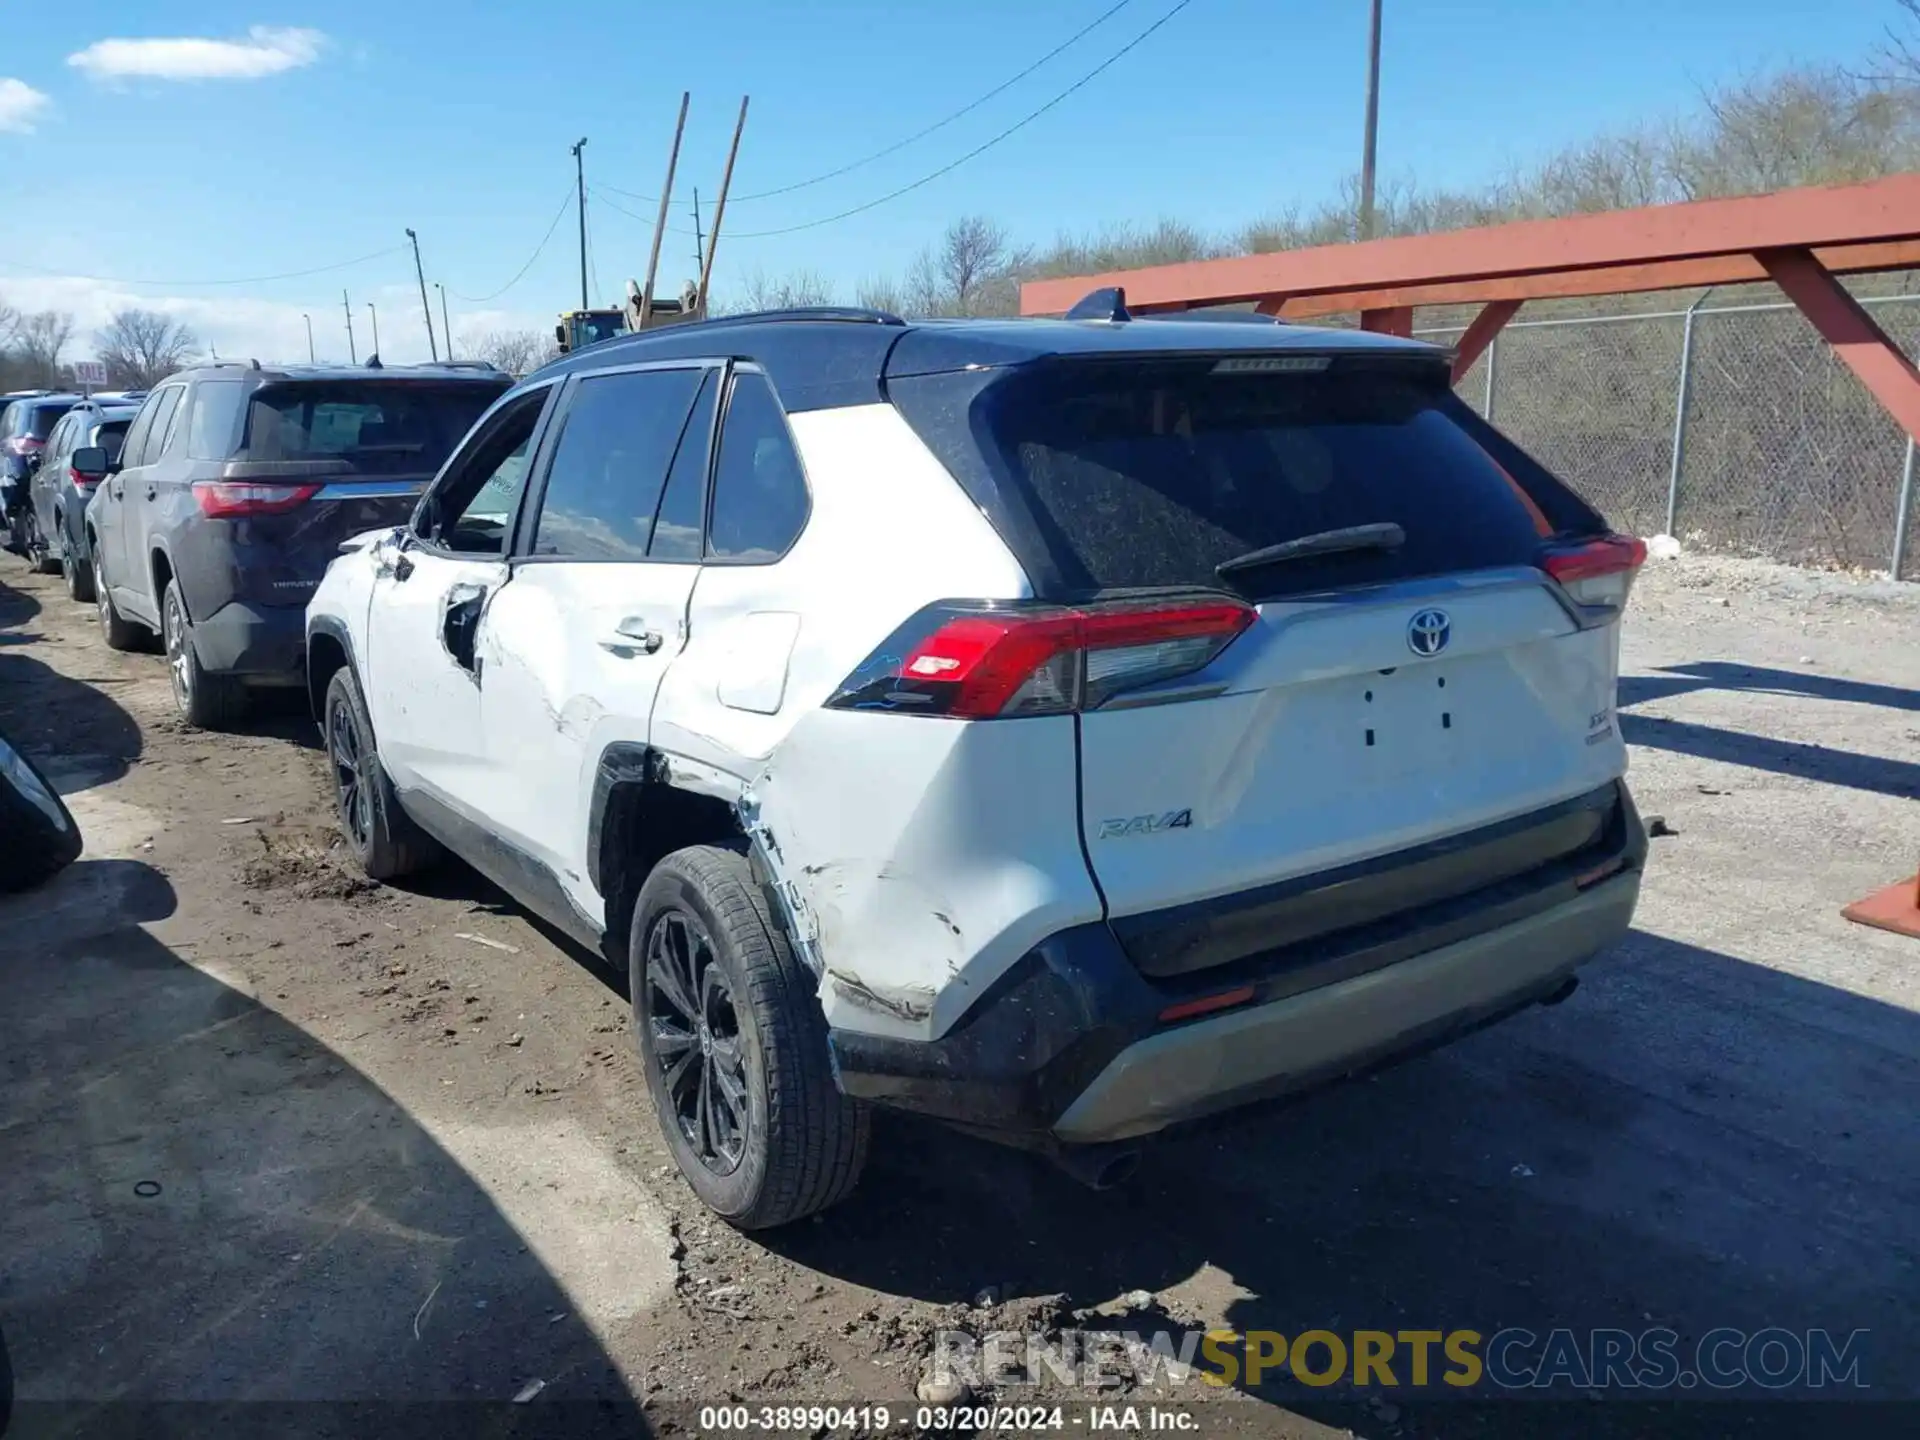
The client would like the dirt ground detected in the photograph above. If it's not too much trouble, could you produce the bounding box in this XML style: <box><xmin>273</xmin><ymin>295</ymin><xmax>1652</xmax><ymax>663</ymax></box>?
<box><xmin>2</xmin><ymin>546</ymin><xmax>1917</xmax><ymax>1439</ymax></box>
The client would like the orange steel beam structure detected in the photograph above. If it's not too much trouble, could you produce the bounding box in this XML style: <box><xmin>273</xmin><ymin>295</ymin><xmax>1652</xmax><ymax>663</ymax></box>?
<box><xmin>1021</xmin><ymin>176</ymin><xmax>1920</xmax><ymax>436</ymax></box>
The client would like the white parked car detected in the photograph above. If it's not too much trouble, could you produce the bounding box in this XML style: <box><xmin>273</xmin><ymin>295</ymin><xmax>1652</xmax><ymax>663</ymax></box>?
<box><xmin>306</xmin><ymin>298</ymin><xmax>1647</xmax><ymax>1227</ymax></box>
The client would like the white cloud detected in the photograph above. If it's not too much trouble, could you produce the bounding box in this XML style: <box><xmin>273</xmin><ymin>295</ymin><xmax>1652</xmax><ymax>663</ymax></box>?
<box><xmin>67</xmin><ymin>26</ymin><xmax>326</xmax><ymax>83</ymax></box>
<box><xmin>0</xmin><ymin>78</ymin><xmax>51</xmax><ymax>133</ymax></box>
<box><xmin>0</xmin><ymin>274</ymin><xmax>546</xmax><ymax>369</ymax></box>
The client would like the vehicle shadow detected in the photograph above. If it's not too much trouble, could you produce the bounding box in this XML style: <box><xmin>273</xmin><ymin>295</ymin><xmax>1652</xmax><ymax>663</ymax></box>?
<box><xmin>0</xmin><ymin>651</ymin><xmax>142</xmax><ymax>793</ymax></box>
<box><xmin>1619</xmin><ymin>660</ymin><xmax>1920</xmax><ymax>714</ymax></box>
<box><xmin>1617</xmin><ymin>660</ymin><xmax>1920</xmax><ymax>800</ymax></box>
<box><xmin>0</xmin><ymin>859</ymin><xmax>646</xmax><ymax>1432</ymax></box>
<box><xmin>768</xmin><ymin>929</ymin><xmax>1920</xmax><ymax>1433</ymax></box>
<box><xmin>0</xmin><ymin>568</ymin><xmax>43</xmax><ymax>633</ymax></box>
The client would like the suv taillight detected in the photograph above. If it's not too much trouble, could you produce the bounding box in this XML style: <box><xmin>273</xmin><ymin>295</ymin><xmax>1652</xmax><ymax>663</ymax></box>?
<box><xmin>1541</xmin><ymin>534</ymin><xmax>1646</xmax><ymax>614</ymax></box>
<box><xmin>192</xmin><ymin>481</ymin><xmax>320</xmax><ymax>518</ymax></box>
<box><xmin>827</xmin><ymin>597</ymin><xmax>1254</xmax><ymax>718</ymax></box>
<box><xmin>4</xmin><ymin>437</ymin><xmax>42</xmax><ymax>457</ymax></box>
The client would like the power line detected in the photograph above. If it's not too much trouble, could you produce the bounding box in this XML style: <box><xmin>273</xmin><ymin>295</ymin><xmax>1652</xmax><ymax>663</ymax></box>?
<box><xmin>592</xmin><ymin>188</ymin><xmax>699</xmax><ymax>240</ymax></box>
<box><xmin>724</xmin><ymin>0</ymin><xmax>1200</xmax><ymax>240</ymax></box>
<box><xmin>447</xmin><ymin>186</ymin><xmax>576</xmax><ymax>303</ymax></box>
<box><xmin>0</xmin><ymin>243</ymin><xmax>409</xmax><ymax>288</ymax></box>
<box><xmin>598</xmin><ymin>0</ymin><xmax>1138</xmax><ymax>210</ymax></box>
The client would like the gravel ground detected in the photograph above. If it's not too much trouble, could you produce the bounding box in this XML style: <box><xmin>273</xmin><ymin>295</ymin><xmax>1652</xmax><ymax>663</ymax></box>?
<box><xmin>1</xmin><ymin>547</ymin><xmax>1916</xmax><ymax>1439</ymax></box>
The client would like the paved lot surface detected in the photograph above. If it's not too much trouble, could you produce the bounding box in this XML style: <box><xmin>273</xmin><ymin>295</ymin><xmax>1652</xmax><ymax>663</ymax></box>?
<box><xmin>1</xmin><ymin>548</ymin><xmax>1916</xmax><ymax>1438</ymax></box>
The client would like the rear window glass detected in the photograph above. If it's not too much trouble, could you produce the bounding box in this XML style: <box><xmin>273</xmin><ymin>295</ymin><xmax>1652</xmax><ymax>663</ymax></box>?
<box><xmin>894</xmin><ymin>359</ymin><xmax>1604</xmax><ymax>600</ymax></box>
<box><xmin>241</xmin><ymin>383</ymin><xmax>499</xmax><ymax>475</ymax></box>
<box><xmin>24</xmin><ymin>402</ymin><xmax>75</xmax><ymax>440</ymax></box>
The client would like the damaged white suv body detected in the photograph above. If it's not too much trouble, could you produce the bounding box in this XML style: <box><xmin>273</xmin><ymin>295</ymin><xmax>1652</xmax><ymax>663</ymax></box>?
<box><xmin>307</xmin><ymin>299</ymin><xmax>1647</xmax><ymax>1227</ymax></box>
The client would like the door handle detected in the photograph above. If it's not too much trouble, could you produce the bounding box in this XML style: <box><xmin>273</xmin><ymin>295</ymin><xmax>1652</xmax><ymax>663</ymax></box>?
<box><xmin>599</xmin><ymin>616</ymin><xmax>664</xmax><ymax>655</ymax></box>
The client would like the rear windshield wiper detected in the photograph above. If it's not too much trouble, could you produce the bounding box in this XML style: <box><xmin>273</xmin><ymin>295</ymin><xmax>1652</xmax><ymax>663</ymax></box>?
<box><xmin>1215</xmin><ymin>522</ymin><xmax>1406</xmax><ymax>581</ymax></box>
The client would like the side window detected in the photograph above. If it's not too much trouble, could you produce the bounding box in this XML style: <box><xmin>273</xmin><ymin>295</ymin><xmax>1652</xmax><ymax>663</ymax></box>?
<box><xmin>117</xmin><ymin>396</ymin><xmax>160</xmax><ymax>470</ymax></box>
<box><xmin>185</xmin><ymin>381</ymin><xmax>246</xmax><ymax>461</ymax></box>
<box><xmin>421</xmin><ymin>390</ymin><xmax>549</xmax><ymax>555</ymax></box>
<box><xmin>649</xmin><ymin>371</ymin><xmax>717</xmax><ymax>561</ymax></box>
<box><xmin>531</xmin><ymin>367</ymin><xmax>705</xmax><ymax>561</ymax></box>
<box><xmin>42</xmin><ymin>416</ymin><xmax>72</xmax><ymax>465</ymax></box>
<box><xmin>706</xmin><ymin>371</ymin><xmax>810</xmax><ymax>562</ymax></box>
<box><xmin>134</xmin><ymin>387</ymin><xmax>184</xmax><ymax>466</ymax></box>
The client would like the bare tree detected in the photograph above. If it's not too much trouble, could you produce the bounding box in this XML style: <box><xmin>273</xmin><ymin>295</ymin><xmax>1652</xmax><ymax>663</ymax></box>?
<box><xmin>459</xmin><ymin>328</ymin><xmax>559</xmax><ymax>376</ymax></box>
<box><xmin>94</xmin><ymin>308</ymin><xmax>200</xmax><ymax>389</ymax></box>
<box><xmin>854</xmin><ymin>276</ymin><xmax>907</xmax><ymax>315</ymax></box>
<box><xmin>0</xmin><ymin>295</ymin><xmax>19</xmax><ymax>351</ymax></box>
<box><xmin>905</xmin><ymin>216</ymin><xmax>1028</xmax><ymax>317</ymax></box>
<box><xmin>13</xmin><ymin>311</ymin><xmax>74</xmax><ymax>387</ymax></box>
<box><xmin>725</xmin><ymin>269</ymin><xmax>836</xmax><ymax>314</ymax></box>
<box><xmin>1872</xmin><ymin>0</ymin><xmax>1920</xmax><ymax>86</ymax></box>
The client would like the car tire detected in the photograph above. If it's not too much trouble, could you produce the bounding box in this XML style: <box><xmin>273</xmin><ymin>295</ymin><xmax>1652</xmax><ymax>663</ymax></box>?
<box><xmin>93</xmin><ymin>545</ymin><xmax>150</xmax><ymax>652</ymax></box>
<box><xmin>0</xmin><ymin>723</ymin><xmax>83</xmax><ymax>894</ymax></box>
<box><xmin>162</xmin><ymin>580</ymin><xmax>249</xmax><ymax>730</ymax></box>
<box><xmin>23</xmin><ymin>507</ymin><xmax>56</xmax><ymax>574</ymax></box>
<box><xmin>632</xmin><ymin>844</ymin><xmax>868</xmax><ymax>1229</ymax></box>
<box><xmin>61</xmin><ymin>527</ymin><xmax>95</xmax><ymax>603</ymax></box>
<box><xmin>323</xmin><ymin>666</ymin><xmax>441</xmax><ymax>881</ymax></box>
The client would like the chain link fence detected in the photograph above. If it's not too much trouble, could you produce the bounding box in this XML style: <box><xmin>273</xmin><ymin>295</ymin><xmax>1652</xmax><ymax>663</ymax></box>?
<box><xmin>1419</xmin><ymin>289</ymin><xmax>1920</xmax><ymax>579</ymax></box>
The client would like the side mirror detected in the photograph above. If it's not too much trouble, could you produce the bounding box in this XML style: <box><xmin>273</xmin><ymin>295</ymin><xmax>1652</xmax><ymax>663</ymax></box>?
<box><xmin>553</xmin><ymin>323</ymin><xmax>567</xmax><ymax>348</ymax></box>
<box><xmin>70</xmin><ymin>446</ymin><xmax>109</xmax><ymax>480</ymax></box>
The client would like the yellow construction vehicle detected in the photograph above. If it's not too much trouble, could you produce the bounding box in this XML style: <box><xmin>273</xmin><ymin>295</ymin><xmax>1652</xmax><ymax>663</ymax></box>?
<box><xmin>554</xmin><ymin>280</ymin><xmax>702</xmax><ymax>354</ymax></box>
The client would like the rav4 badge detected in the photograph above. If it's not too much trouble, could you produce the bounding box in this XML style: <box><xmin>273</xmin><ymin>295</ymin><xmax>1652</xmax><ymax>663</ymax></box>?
<box><xmin>1098</xmin><ymin>809</ymin><xmax>1194</xmax><ymax>840</ymax></box>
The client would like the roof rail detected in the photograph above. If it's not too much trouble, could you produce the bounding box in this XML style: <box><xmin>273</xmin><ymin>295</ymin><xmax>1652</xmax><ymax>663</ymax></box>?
<box><xmin>1138</xmin><ymin>308</ymin><xmax>1289</xmax><ymax>325</ymax></box>
<box><xmin>688</xmin><ymin>304</ymin><xmax>906</xmax><ymax>332</ymax></box>
<box><xmin>430</xmin><ymin>359</ymin><xmax>505</xmax><ymax>372</ymax></box>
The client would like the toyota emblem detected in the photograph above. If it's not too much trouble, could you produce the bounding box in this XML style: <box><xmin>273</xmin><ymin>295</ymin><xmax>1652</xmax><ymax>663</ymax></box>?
<box><xmin>1407</xmin><ymin>608</ymin><xmax>1451</xmax><ymax>657</ymax></box>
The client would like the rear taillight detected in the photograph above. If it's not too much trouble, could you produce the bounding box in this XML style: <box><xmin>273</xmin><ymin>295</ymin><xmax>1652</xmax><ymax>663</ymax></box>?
<box><xmin>68</xmin><ymin>467</ymin><xmax>97</xmax><ymax>490</ymax></box>
<box><xmin>4</xmin><ymin>437</ymin><xmax>42</xmax><ymax>457</ymax></box>
<box><xmin>828</xmin><ymin>597</ymin><xmax>1255</xmax><ymax>718</ymax></box>
<box><xmin>192</xmin><ymin>481</ymin><xmax>320</xmax><ymax>518</ymax></box>
<box><xmin>1541</xmin><ymin>534</ymin><xmax>1645</xmax><ymax>615</ymax></box>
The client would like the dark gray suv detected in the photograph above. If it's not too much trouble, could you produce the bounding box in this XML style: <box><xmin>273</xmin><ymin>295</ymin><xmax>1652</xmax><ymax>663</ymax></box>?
<box><xmin>84</xmin><ymin>361</ymin><xmax>511</xmax><ymax>727</ymax></box>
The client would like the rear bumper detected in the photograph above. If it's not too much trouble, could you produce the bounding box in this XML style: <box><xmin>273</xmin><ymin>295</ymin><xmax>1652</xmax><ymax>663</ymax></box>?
<box><xmin>827</xmin><ymin>780</ymin><xmax>1644</xmax><ymax>1146</ymax></box>
<box><xmin>1055</xmin><ymin>871</ymin><xmax>1635</xmax><ymax>1142</ymax></box>
<box><xmin>190</xmin><ymin>599</ymin><xmax>305</xmax><ymax>681</ymax></box>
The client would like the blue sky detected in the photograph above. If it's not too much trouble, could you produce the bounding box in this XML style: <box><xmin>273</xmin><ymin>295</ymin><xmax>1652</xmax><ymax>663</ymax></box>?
<box><xmin>0</xmin><ymin>0</ymin><xmax>1902</xmax><ymax>364</ymax></box>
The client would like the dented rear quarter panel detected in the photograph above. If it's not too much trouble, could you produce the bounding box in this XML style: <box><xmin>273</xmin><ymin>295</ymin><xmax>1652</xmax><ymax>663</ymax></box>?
<box><xmin>747</xmin><ymin>707</ymin><xmax>1105</xmax><ymax>1044</ymax></box>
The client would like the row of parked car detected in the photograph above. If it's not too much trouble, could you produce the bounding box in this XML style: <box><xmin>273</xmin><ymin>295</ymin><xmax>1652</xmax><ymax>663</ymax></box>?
<box><xmin>3</xmin><ymin>303</ymin><xmax>1650</xmax><ymax>1232</ymax></box>
<box><xmin>2</xmin><ymin>362</ymin><xmax>512</xmax><ymax>723</ymax></box>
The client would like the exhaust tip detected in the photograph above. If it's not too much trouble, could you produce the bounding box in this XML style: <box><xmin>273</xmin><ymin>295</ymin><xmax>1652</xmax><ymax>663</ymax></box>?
<box><xmin>1053</xmin><ymin>1145</ymin><xmax>1142</xmax><ymax>1191</ymax></box>
<box><xmin>1540</xmin><ymin>975</ymin><xmax>1580</xmax><ymax>1007</ymax></box>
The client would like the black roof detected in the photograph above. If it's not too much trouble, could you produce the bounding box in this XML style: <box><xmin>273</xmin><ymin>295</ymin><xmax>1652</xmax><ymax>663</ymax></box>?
<box><xmin>526</xmin><ymin>306</ymin><xmax>1443</xmax><ymax>412</ymax></box>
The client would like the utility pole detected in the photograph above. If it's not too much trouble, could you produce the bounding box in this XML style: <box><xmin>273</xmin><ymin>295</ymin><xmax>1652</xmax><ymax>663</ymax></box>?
<box><xmin>696</xmin><ymin>96</ymin><xmax>749</xmax><ymax>318</ymax></box>
<box><xmin>366</xmin><ymin>302</ymin><xmax>380</xmax><ymax>359</ymax></box>
<box><xmin>302</xmin><ymin>313</ymin><xmax>315</xmax><ymax>363</ymax></box>
<box><xmin>342</xmin><ymin>289</ymin><xmax>357</xmax><ymax>364</ymax></box>
<box><xmin>406</xmin><ymin>227</ymin><xmax>439</xmax><ymax>361</ymax></box>
<box><xmin>436</xmin><ymin>283</ymin><xmax>453</xmax><ymax>360</ymax></box>
<box><xmin>571</xmin><ymin>137</ymin><xmax>589</xmax><ymax>309</ymax></box>
<box><xmin>1358</xmin><ymin>0</ymin><xmax>1383</xmax><ymax>241</ymax></box>
<box><xmin>637</xmin><ymin>94</ymin><xmax>690</xmax><ymax>332</ymax></box>
<box><xmin>692</xmin><ymin>187</ymin><xmax>706</xmax><ymax>279</ymax></box>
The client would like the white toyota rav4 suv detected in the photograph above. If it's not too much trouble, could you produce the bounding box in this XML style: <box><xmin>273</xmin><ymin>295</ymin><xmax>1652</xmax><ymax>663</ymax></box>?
<box><xmin>307</xmin><ymin>296</ymin><xmax>1647</xmax><ymax>1228</ymax></box>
